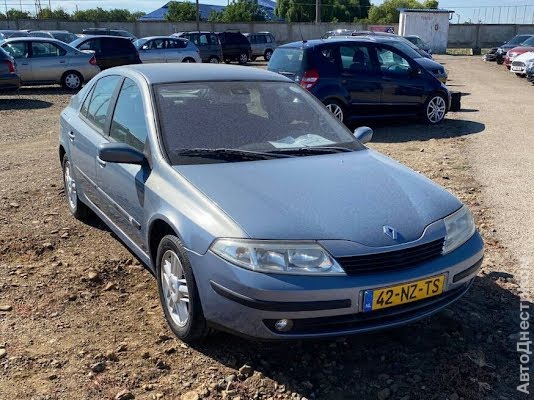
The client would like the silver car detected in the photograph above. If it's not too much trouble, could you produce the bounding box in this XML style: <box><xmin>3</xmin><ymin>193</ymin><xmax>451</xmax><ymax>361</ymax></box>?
<box><xmin>29</xmin><ymin>30</ymin><xmax>78</xmax><ymax>44</ymax></box>
<box><xmin>244</xmin><ymin>32</ymin><xmax>277</xmax><ymax>61</ymax></box>
<box><xmin>0</xmin><ymin>38</ymin><xmax>100</xmax><ymax>90</ymax></box>
<box><xmin>134</xmin><ymin>36</ymin><xmax>201</xmax><ymax>63</ymax></box>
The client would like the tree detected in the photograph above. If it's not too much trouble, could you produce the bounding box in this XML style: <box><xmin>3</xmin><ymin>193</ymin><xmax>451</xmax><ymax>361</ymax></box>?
<box><xmin>219</xmin><ymin>0</ymin><xmax>266</xmax><ymax>22</ymax></box>
<box><xmin>71</xmin><ymin>8</ymin><xmax>144</xmax><ymax>22</ymax></box>
<box><xmin>367</xmin><ymin>0</ymin><xmax>439</xmax><ymax>23</ymax></box>
<box><xmin>39</xmin><ymin>8</ymin><xmax>71</xmax><ymax>20</ymax></box>
<box><xmin>6</xmin><ymin>9</ymin><xmax>32</xmax><ymax>20</ymax></box>
<box><xmin>276</xmin><ymin>0</ymin><xmax>371</xmax><ymax>23</ymax></box>
<box><xmin>166</xmin><ymin>1</ymin><xmax>198</xmax><ymax>22</ymax></box>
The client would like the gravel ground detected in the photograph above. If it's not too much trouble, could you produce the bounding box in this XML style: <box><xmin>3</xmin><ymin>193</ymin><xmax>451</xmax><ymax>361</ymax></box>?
<box><xmin>0</xmin><ymin>58</ymin><xmax>529</xmax><ymax>400</ymax></box>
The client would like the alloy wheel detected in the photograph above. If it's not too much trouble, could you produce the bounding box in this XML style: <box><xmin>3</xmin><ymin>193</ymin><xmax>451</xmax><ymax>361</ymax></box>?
<box><xmin>326</xmin><ymin>103</ymin><xmax>344</xmax><ymax>122</ymax></box>
<box><xmin>209</xmin><ymin>57</ymin><xmax>219</xmax><ymax>64</ymax></box>
<box><xmin>426</xmin><ymin>96</ymin><xmax>446</xmax><ymax>123</ymax></box>
<box><xmin>161</xmin><ymin>250</ymin><xmax>190</xmax><ymax>327</ymax></box>
<box><xmin>239</xmin><ymin>53</ymin><xmax>248</xmax><ymax>64</ymax></box>
<box><xmin>63</xmin><ymin>160</ymin><xmax>77</xmax><ymax>211</ymax></box>
<box><xmin>65</xmin><ymin>73</ymin><xmax>81</xmax><ymax>90</ymax></box>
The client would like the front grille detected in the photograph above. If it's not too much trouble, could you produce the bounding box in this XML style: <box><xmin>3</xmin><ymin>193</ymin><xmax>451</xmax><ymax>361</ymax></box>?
<box><xmin>512</xmin><ymin>61</ymin><xmax>525</xmax><ymax>67</ymax></box>
<box><xmin>337</xmin><ymin>238</ymin><xmax>444</xmax><ymax>275</ymax></box>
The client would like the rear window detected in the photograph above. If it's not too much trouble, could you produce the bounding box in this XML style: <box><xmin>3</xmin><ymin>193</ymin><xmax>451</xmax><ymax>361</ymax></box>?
<box><xmin>268</xmin><ymin>48</ymin><xmax>305</xmax><ymax>73</ymax></box>
<box><xmin>103</xmin><ymin>38</ymin><xmax>136</xmax><ymax>54</ymax></box>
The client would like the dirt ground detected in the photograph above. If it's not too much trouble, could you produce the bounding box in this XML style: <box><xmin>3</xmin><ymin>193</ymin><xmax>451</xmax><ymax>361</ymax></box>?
<box><xmin>0</xmin><ymin>57</ymin><xmax>530</xmax><ymax>400</ymax></box>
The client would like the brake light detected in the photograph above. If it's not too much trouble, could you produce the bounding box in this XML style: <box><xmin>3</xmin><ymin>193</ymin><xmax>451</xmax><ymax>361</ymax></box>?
<box><xmin>89</xmin><ymin>55</ymin><xmax>97</xmax><ymax>66</ymax></box>
<box><xmin>300</xmin><ymin>69</ymin><xmax>319</xmax><ymax>90</ymax></box>
<box><xmin>3</xmin><ymin>60</ymin><xmax>15</xmax><ymax>73</ymax></box>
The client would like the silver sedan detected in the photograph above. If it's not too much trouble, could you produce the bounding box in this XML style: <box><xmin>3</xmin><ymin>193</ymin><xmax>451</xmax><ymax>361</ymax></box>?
<box><xmin>0</xmin><ymin>37</ymin><xmax>100</xmax><ymax>90</ymax></box>
<box><xmin>134</xmin><ymin>36</ymin><xmax>201</xmax><ymax>63</ymax></box>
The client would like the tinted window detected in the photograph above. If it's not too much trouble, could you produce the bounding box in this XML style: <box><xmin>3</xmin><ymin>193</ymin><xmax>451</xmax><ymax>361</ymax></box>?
<box><xmin>168</xmin><ymin>39</ymin><xmax>187</xmax><ymax>49</ymax></box>
<box><xmin>2</xmin><ymin>41</ymin><xmax>29</xmax><ymax>58</ymax></box>
<box><xmin>110</xmin><ymin>78</ymin><xmax>148</xmax><ymax>151</ymax></box>
<box><xmin>210</xmin><ymin>34</ymin><xmax>219</xmax><ymax>45</ymax></box>
<box><xmin>266</xmin><ymin>34</ymin><xmax>273</xmax><ymax>43</ymax></box>
<box><xmin>54</xmin><ymin>32</ymin><xmax>77</xmax><ymax>43</ymax></box>
<box><xmin>144</xmin><ymin>39</ymin><xmax>165</xmax><ymax>50</ymax></box>
<box><xmin>102</xmin><ymin>38</ymin><xmax>134</xmax><ymax>55</ymax></box>
<box><xmin>84</xmin><ymin>75</ymin><xmax>121</xmax><ymax>131</ymax></box>
<box><xmin>256</xmin><ymin>35</ymin><xmax>267</xmax><ymax>44</ymax></box>
<box><xmin>340</xmin><ymin>45</ymin><xmax>373</xmax><ymax>73</ymax></box>
<box><xmin>31</xmin><ymin>42</ymin><xmax>66</xmax><ymax>57</ymax></box>
<box><xmin>78</xmin><ymin>38</ymin><xmax>101</xmax><ymax>54</ymax></box>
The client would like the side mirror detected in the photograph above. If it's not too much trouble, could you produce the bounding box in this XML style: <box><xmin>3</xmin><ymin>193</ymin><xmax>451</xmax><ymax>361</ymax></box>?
<box><xmin>354</xmin><ymin>126</ymin><xmax>373</xmax><ymax>144</ymax></box>
<box><xmin>410</xmin><ymin>67</ymin><xmax>423</xmax><ymax>77</ymax></box>
<box><xmin>98</xmin><ymin>143</ymin><xmax>145</xmax><ymax>165</ymax></box>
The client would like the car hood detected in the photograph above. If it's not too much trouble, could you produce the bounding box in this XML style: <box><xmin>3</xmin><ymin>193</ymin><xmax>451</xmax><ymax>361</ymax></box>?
<box><xmin>173</xmin><ymin>150</ymin><xmax>461</xmax><ymax>247</ymax></box>
<box><xmin>508</xmin><ymin>46</ymin><xmax>534</xmax><ymax>54</ymax></box>
<box><xmin>414</xmin><ymin>57</ymin><xmax>444</xmax><ymax>72</ymax></box>
<box><xmin>514</xmin><ymin>51</ymin><xmax>534</xmax><ymax>62</ymax></box>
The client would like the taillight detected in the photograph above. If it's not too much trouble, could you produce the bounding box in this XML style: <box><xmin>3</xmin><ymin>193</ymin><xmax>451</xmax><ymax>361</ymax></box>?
<box><xmin>4</xmin><ymin>60</ymin><xmax>15</xmax><ymax>73</ymax></box>
<box><xmin>89</xmin><ymin>56</ymin><xmax>97</xmax><ymax>65</ymax></box>
<box><xmin>300</xmin><ymin>69</ymin><xmax>319</xmax><ymax>90</ymax></box>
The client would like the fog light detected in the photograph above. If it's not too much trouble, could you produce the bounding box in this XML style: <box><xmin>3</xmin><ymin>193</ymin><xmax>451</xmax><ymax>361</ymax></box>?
<box><xmin>274</xmin><ymin>319</ymin><xmax>293</xmax><ymax>332</ymax></box>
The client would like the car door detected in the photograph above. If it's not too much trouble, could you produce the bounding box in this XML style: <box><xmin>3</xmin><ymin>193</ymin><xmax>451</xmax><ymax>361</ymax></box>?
<box><xmin>139</xmin><ymin>39</ymin><xmax>165</xmax><ymax>63</ymax></box>
<box><xmin>69</xmin><ymin>75</ymin><xmax>122</xmax><ymax>208</ymax></box>
<box><xmin>337</xmin><ymin>44</ymin><xmax>382</xmax><ymax>116</ymax></box>
<box><xmin>165</xmin><ymin>39</ymin><xmax>186</xmax><ymax>62</ymax></box>
<box><xmin>97</xmin><ymin>77</ymin><xmax>150</xmax><ymax>249</ymax></box>
<box><xmin>375</xmin><ymin>45</ymin><xmax>425</xmax><ymax>115</ymax></box>
<box><xmin>1</xmin><ymin>41</ymin><xmax>32</xmax><ymax>82</ymax></box>
<box><xmin>29</xmin><ymin>41</ymin><xmax>68</xmax><ymax>82</ymax></box>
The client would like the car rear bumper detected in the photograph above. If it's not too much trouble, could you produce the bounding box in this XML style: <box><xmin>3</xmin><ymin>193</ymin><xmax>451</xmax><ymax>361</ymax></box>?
<box><xmin>188</xmin><ymin>232</ymin><xmax>484</xmax><ymax>340</ymax></box>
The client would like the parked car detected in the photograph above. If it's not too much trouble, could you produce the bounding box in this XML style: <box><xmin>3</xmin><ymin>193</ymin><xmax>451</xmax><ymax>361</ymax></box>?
<box><xmin>243</xmin><ymin>32</ymin><xmax>278</xmax><ymax>61</ymax></box>
<box><xmin>504</xmin><ymin>36</ymin><xmax>534</xmax><ymax>71</ymax></box>
<box><xmin>70</xmin><ymin>36</ymin><xmax>141</xmax><ymax>70</ymax></box>
<box><xmin>351</xmin><ymin>31</ymin><xmax>433</xmax><ymax>59</ymax></box>
<box><xmin>0</xmin><ymin>30</ymin><xmax>29</xmax><ymax>40</ymax></box>
<box><xmin>29</xmin><ymin>30</ymin><xmax>78</xmax><ymax>43</ymax></box>
<box><xmin>0</xmin><ymin>37</ymin><xmax>99</xmax><ymax>90</ymax></box>
<box><xmin>215</xmin><ymin>31</ymin><xmax>251</xmax><ymax>64</ymax></box>
<box><xmin>496</xmin><ymin>34</ymin><xmax>534</xmax><ymax>63</ymax></box>
<box><xmin>403</xmin><ymin>35</ymin><xmax>432</xmax><ymax>55</ymax></box>
<box><xmin>58</xmin><ymin>64</ymin><xmax>483</xmax><ymax>341</ymax></box>
<box><xmin>0</xmin><ymin>47</ymin><xmax>20</xmax><ymax>91</ymax></box>
<box><xmin>510</xmin><ymin>51</ymin><xmax>534</xmax><ymax>76</ymax></box>
<box><xmin>172</xmin><ymin>31</ymin><xmax>222</xmax><ymax>63</ymax></box>
<box><xmin>269</xmin><ymin>38</ymin><xmax>450</xmax><ymax>124</ymax></box>
<box><xmin>526</xmin><ymin>61</ymin><xmax>534</xmax><ymax>83</ymax></box>
<box><xmin>134</xmin><ymin>36</ymin><xmax>201</xmax><ymax>63</ymax></box>
<box><xmin>81</xmin><ymin>28</ymin><xmax>137</xmax><ymax>41</ymax></box>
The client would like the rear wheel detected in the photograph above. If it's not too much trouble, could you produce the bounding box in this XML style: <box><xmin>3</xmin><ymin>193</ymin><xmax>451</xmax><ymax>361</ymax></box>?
<box><xmin>238</xmin><ymin>52</ymin><xmax>248</xmax><ymax>65</ymax></box>
<box><xmin>324</xmin><ymin>99</ymin><xmax>345</xmax><ymax>123</ymax></box>
<box><xmin>422</xmin><ymin>94</ymin><xmax>447</xmax><ymax>124</ymax></box>
<box><xmin>61</xmin><ymin>71</ymin><xmax>83</xmax><ymax>91</ymax></box>
<box><xmin>62</xmin><ymin>156</ymin><xmax>89</xmax><ymax>220</ymax></box>
<box><xmin>264</xmin><ymin>49</ymin><xmax>273</xmax><ymax>61</ymax></box>
<box><xmin>182</xmin><ymin>57</ymin><xmax>195</xmax><ymax>63</ymax></box>
<box><xmin>208</xmin><ymin>56</ymin><xmax>220</xmax><ymax>64</ymax></box>
<box><xmin>156</xmin><ymin>235</ymin><xmax>209</xmax><ymax>343</ymax></box>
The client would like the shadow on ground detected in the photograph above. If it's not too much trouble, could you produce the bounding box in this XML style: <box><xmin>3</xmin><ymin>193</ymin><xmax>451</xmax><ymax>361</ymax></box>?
<box><xmin>0</xmin><ymin>98</ymin><xmax>53</xmax><ymax>110</ymax></box>
<box><xmin>189</xmin><ymin>275</ymin><xmax>525</xmax><ymax>400</ymax></box>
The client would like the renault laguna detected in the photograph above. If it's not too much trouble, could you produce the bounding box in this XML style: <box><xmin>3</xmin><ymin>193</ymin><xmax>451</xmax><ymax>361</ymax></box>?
<box><xmin>59</xmin><ymin>64</ymin><xmax>484</xmax><ymax>341</ymax></box>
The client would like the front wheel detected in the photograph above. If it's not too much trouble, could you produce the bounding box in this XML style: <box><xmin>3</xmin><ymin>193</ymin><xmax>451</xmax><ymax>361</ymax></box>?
<box><xmin>61</xmin><ymin>71</ymin><xmax>83</xmax><ymax>91</ymax></box>
<box><xmin>324</xmin><ymin>100</ymin><xmax>345</xmax><ymax>123</ymax></box>
<box><xmin>156</xmin><ymin>235</ymin><xmax>209</xmax><ymax>342</ymax></box>
<box><xmin>422</xmin><ymin>94</ymin><xmax>447</xmax><ymax>124</ymax></box>
<box><xmin>264</xmin><ymin>49</ymin><xmax>273</xmax><ymax>61</ymax></box>
<box><xmin>182</xmin><ymin>57</ymin><xmax>195</xmax><ymax>63</ymax></box>
<box><xmin>238</xmin><ymin>52</ymin><xmax>248</xmax><ymax>65</ymax></box>
<box><xmin>62</xmin><ymin>156</ymin><xmax>89</xmax><ymax>219</ymax></box>
<box><xmin>208</xmin><ymin>56</ymin><xmax>220</xmax><ymax>64</ymax></box>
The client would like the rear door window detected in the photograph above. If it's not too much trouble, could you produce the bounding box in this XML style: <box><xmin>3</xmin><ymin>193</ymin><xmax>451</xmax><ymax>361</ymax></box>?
<box><xmin>31</xmin><ymin>42</ymin><xmax>66</xmax><ymax>57</ymax></box>
<box><xmin>168</xmin><ymin>39</ymin><xmax>187</xmax><ymax>49</ymax></box>
<box><xmin>2</xmin><ymin>41</ymin><xmax>29</xmax><ymax>58</ymax></box>
<box><xmin>83</xmin><ymin>75</ymin><xmax>122</xmax><ymax>132</ymax></box>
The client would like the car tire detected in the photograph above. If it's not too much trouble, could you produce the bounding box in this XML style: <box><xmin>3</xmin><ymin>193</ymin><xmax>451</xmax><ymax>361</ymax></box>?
<box><xmin>422</xmin><ymin>93</ymin><xmax>447</xmax><ymax>124</ymax></box>
<box><xmin>208</xmin><ymin>56</ymin><xmax>220</xmax><ymax>64</ymax></box>
<box><xmin>238</xmin><ymin>52</ymin><xmax>248</xmax><ymax>65</ymax></box>
<box><xmin>156</xmin><ymin>235</ymin><xmax>209</xmax><ymax>343</ymax></box>
<box><xmin>61</xmin><ymin>71</ymin><xmax>83</xmax><ymax>91</ymax></box>
<box><xmin>62</xmin><ymin>155</ymin><xmax>90</xmax><ymax>220</ymax></box>
<box><xmin>324</xmin><ymin>99</ymin><xmax>345</xmax><ymax>123</ymax></box>
<box><xmin>264</xmin><ymin>49</ymin><xmax>273</xmax><ymax>61</ymax></box>
<box><xmin>182</xmin><ymin>57</ymin><xmax>195</xmax><ymax>63</ymax></box>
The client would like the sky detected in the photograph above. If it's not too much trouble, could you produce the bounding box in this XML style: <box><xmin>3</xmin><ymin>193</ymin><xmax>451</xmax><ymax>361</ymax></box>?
<box><xmin>5</xmin><ymin>0</ymin><xmax>534</xmax><ymax>23</ymax></box>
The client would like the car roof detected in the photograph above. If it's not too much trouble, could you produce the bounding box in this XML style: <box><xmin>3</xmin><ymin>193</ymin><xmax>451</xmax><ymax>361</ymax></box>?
<box><xmin>280</xmin><ymin>38</ymin><xmax>373</xmax><ymax>48</ymax></box>
<box><xmin>75</xmin><ymin>35</ymin><xmax>132</xmax><ymax>40</ymax></box>
<box><xmin>138</xmin><ymin>36</ymin><xmax>186</xmax><ymax>41</ymax></box>
<box><xmin>107</xmin><ymin>64</ymin><xmax>292</xmax><ymax>85</ymax></box>
<box><xmin>1</xmin><ymin>37</ymin><xmax>65</xmax><ymax>44</ymax></box>
<box><xmin>31</xmin><ymin>30</ymin><xmax>71</xmax><ymax>33</ymax></box>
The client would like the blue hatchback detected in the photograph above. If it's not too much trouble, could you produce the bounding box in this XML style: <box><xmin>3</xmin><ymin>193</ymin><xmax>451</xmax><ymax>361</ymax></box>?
<box><xmin>59</xmin><ymin>64</ymin><xmax>483</xmax><ymax>341</ymax></box>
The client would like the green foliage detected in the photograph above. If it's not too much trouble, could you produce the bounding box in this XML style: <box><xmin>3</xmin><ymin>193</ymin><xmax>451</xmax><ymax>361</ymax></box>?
<box><xmin>276</xmin><ymin>0</ymin><xmax>371</xmax><ymax>23</ymax></box>
<box><xmin>39</xmin><ymin>8</ymin><xmax>71</xmax><ymax>20</ymax></box>
<box><xmin>5</xmin><ymin>9</ymin><xmax>32</xmax><ymax>20</ymax></box>
<box><xmin>367</xmin><ymin>0</ymin><xmax>439</xmax><ymax>24</ymax></box>
<box><xmin>71</xmin><ymin>8</ymin><xmax>145</xmax><ymax>22</ymax></box>
<box><xmin>166</xmin><ymin>1</ymin><xmax>198</xmax><ymax>22</ymax></box>
<box><xmin>218</xmin><ymin>0</ymin><xmax>266</xmax><ymax>22</ymax></box>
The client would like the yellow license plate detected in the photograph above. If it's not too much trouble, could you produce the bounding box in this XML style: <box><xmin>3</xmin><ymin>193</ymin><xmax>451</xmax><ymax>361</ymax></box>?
<box><xmin>363</xmin><ymin>275</ymin><xmax>445</xmax><ymax>312</ymax></box>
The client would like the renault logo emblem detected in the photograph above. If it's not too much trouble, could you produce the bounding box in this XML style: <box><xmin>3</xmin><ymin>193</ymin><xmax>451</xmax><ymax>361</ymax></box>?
<box><xmin>383</xmin><ymin>225</ymin><xmax>398</xmax><ymax>240</ymax></box>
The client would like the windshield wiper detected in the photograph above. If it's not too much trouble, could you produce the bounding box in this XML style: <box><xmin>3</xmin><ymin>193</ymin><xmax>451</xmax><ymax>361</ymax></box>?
<box><xmin>174</xmin><ymin>148</ymin><xmax>294</xmax><ymax>161</ymax></box>
<box><xmin>270</xmin><ymin>146</ymin><xmax>354</xmax><ymax>155</ymax></box>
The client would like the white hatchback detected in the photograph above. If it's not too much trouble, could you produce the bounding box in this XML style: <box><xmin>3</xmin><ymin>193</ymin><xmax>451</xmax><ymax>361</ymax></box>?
<box><xmin>510</xmin><ymin>51</ymin><xmax>534</xmax><ymax>75</ymax></box>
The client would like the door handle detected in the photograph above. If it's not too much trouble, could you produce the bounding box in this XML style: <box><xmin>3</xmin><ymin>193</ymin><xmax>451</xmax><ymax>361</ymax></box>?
<box><xmin>97</xmin><ymin>156</ymin><xmax>107</xmax><ymax>168</ymax></box>
<box><xmin>59</xmin><ymin>60</ymin><xmax>66</xmax><ymax>64</ymax></box>
<box><xmin>67</xmin><ymin>131</ymin><xmax>75</xmax><ymax>141</ymax></box>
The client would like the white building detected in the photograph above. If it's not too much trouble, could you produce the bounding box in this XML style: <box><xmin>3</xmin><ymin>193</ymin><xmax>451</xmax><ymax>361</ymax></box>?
<box><xmin>399</xmin><ymin>8</ymin><xmax>454</xmax><ymax>54</ymax></box>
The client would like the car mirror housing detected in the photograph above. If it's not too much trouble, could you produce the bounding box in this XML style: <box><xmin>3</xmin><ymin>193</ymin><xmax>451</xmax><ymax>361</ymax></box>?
<box><xmin>98</xmin><ymin>143</ymin><xmax>145</xmax><ymax>165</ymax></box>
<box><xmin>354</xmin><ymin>126</ymin><xmax>373</xmax><ymax>144</ymax></box>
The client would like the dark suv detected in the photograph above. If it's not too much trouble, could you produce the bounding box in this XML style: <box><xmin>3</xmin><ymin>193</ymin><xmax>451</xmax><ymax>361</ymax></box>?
<box><xmin>173</xmin><ymin>31</ymin><xmax>223</xmax><ymax>63</ymax></box>
<box><xmin>216</xmin><ymin>31</ymin><xmax>251</xmax><ymax>64</ymax></box>
<box><xmin>268</xmin><ymin>38</ymin><xmax>450</xmax><ymax>124</ymax></box>
<box><xmin>82</xmin><ymin>28</ymin><xmax>137</xmax><ymax>41</ymax></box>
<box><xmin>69</xmin><ymin>36</ymin><xmax>141</xmax><ymax>70</ymax></box>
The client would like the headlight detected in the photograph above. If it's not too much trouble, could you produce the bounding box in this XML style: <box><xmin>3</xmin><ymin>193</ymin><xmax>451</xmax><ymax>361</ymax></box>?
<box><xmin>442</xmin><ymin>206</ymin><xmax>476</xmax><ymax>255</ymax></box>
<box><xmin>210</xmin><ymin>239</ymin><xmax>345</xmax><ymax>275</ymax></box>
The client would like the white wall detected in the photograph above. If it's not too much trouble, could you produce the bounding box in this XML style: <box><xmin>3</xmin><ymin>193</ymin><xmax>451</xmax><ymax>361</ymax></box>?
<box><xmin>399</xmin><ymin>12</ymin><xmax>451</xmax><ymax>53</ymax></box>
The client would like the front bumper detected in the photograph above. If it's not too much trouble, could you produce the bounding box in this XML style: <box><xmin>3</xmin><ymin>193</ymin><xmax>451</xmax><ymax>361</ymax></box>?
<box><xmin>189</xmin><ymin>233</ymin><xmax>484</xmax><ymax>340</ymax></box>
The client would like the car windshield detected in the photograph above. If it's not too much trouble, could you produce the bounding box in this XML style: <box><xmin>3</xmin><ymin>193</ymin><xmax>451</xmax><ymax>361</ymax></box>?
<box><xmin>385</xmin><ymin>40</ymin><xmax>422</xmax><ymax>59</ymax></box>
<box><xmin>510</xmin><ymin>35</ymin><xmax>532</xmax><ymax>45</ymax></box>
<box><xmin>133</xmin><ymin>38</ymin><xmax>148</xmax><ymax>48</ymax></box>
<box><xmin>154</xmin><ymin>81</ymin><xmax>363</xmax><ymax>165</ymax></box>
<box><xmin>521</xmin><ymin>37</ymin><xmax>534</xmax><ymax>46</ymax></box>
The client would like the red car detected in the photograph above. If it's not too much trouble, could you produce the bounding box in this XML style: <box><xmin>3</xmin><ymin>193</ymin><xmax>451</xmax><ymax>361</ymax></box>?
<box><xmin>504</xmin><ymin>36</ymin><xmax>534</xmax><ymax>69</ymax></box>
